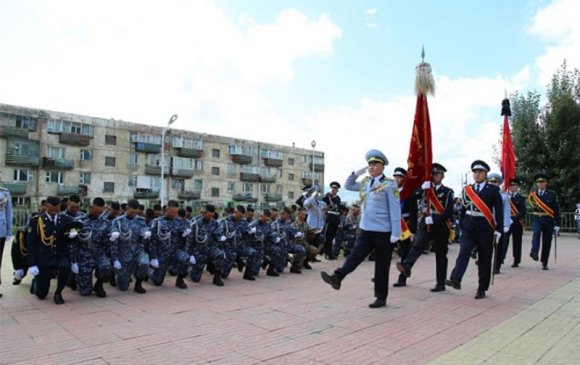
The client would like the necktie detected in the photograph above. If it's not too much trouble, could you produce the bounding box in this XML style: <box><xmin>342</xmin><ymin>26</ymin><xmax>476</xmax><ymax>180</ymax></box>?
<box><xmin>370</xmin><ymin>178</ymin><xmax>375</xmax><ymax>188</ymax></box>
<box><xmin>539</xmin><ymin>191</ymin><xmax>543</xmax><ymax>197</ymax></box>
<box><xmin>475</xmin><ymin>184</ymin><xmax>480</xmax><ymax>193</ymax></box>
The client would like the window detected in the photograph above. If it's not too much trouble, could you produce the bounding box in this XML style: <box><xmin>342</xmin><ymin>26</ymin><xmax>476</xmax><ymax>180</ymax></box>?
<box><xmin>80</xmin><ymin>172</ymin><xmax>91</xmax><ymax>184</ymax></box>
<box><xmin>15</xmin><ymin>116</ymin><xmax>36</xmax><ymax>130</ymax></box>
<box><xmin>211</xmin><ymin>188</ymin><xmax>219</xmax><ymax>197</ymax></box>
<box><xmin>105</xmin><ymin>135</ymin><xmax>117</xmax><ymax>145</ymax></box>
<box><xmin>172</xmin><ymin>178</ymin><xmax>184</xmax><ymax>190</ymax></box>
<box><xmin>212</xmin><ymin>149</ymin><xmax>220</xmax><ymax>158</ymax></box>
<box><xmin>227</xmin><ymin>164</ymin><xmax>236</xmax><ymax>175</ymax></box>
<box><xmin>47</xmin><ymin>119</ymin><xmax>93</xmax><ymax>136</ymax></box>
<box><xmin>288</xmin><ymin>191</ymin><xmax>295</xmax><ymax>199</ymax></box>
<box><xmin>13</xmin><ymin>169</ymin><xmax>33</xmax><ymax>182</ymax></box>
<box><xmin>105</xmin><ymin>156</ymin><xmax>116</xmax><ymax>167</ymax></box>
<box><xmin>80</xmin><ymin>149</ymin><xmax>92</xmax><ymax>161</ymax></box>
<box><xmin>45</xmin><ymin>171</ymin><xmax>64</xmax><ymax>183</ymax></box>
<box><xmin>71</xmin><ymin>122</ymin><xmax>82</xmax><ymax>134</ymax></box>
<box><xmin>243</xmin><ymin>183</ymin><xmax>253</xmax><ymax>193</ymax></box>
<box><xmin>194</xmin><ymin>179</ymin><xmax>203</xmax><ymax>191</ymax></box>
<box><xmin>194</xmin><ymin>160</ymin><xmax>203</xmax><ymax>170</ymax></box>
<box><xmin>288</xmin><ymin>173</ymin><xmax>294</xmax><ymax>181</ymax></box>
<box><xmin>103</xmin><ymin>182</ymin><xmax>115</xmax><ymax>193</ymax></box>
<box><xmin>260</xmin><ymin>184</ymin><xmax>270</xmax><ymax>193</ymax></box>
<box><xmin>227</xmin><ymin>181</ymin><xmax>235</xmax><ymax>192</ymax></box>
<box><xmin>11</xmin><ymin>196</ymin><xmax>32</xmax><ymax>207</ymax></box>
<box><xmin>129</xmin><ymin>154</ymin><xmax>138</xmax><ymax>166</ymax></box>
<box><xmin>47</xmin><ymin>146</ymin><xmax>65</xmax><ymax>159</ymax></box>
<box><xmin>288</xmin><ymin>158</ymin><xmax>295</xmax><ymax>166</ymax></box>
<box><xmin>276</xmin><ymin>185</ymin><xmax>283</xmax><ymax>194</ymax></box>
<box><xmin>211</xmin><ymin>167</ymin><xmax>220</xmax><ymax>176</ymax></box>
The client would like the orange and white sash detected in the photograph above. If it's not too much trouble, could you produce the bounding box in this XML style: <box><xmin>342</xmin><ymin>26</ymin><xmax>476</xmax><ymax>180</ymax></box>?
<box><xmin>465</xmin><ymin>185</ymin><xmax>496</xmax><ymax>230</ymax></box>
<box><xmin>529</xmin><ymin>192</ymin><xmax>555</xmax><ymax>218</ymax></box>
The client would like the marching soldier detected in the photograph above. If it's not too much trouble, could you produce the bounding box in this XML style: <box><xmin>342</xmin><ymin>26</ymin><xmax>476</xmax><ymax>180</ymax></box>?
<box><xmin>392</xmin><ymin>167</ymin><xmax>413</xmax><ymax>287</ymax></box>
<box><xmin>528</xmin><ymin>173</ymin><xmax>560</xmax><ymax>270</ymax></box>
<box><xmin>271</xmin><ymin>207</ymin><xmax>306</xmax><ymax>274</ymax></box>
<box><xmin>446</xmin><ymin>160</ymin><xmax>503</xmax><ymax>299</ymax></box>
<box><xmin>0</xmin><ymin>182</ymin><xmax>13</xmax><ymax>298</ymax></box>
<box><xmin>396</xmin><ymin>163</ymin><xmax>454</xmax><ymax>292</ymax></box>
<box><xmin>110</xmin><ymin>199</ymin><xmax>151</xmax><ymax>294</ymax></box>
<box><xmin>506</xmin><ymin>179</ymin><xmax>526</xmax><ymax>267</ymax></box>
<box><xmin>323</xmin><ymin>181</ymin><xmax>342</xmax><ymax>260</ymax></box>
<box><xmin>487</xmin><ymin>173</ymin><xmax>512</xmax><ymax>274</ymax></box>
<box><xmin>321</xmin><ymin>149</ymin><xmax>401</xmax><ymax>308</ymax></box>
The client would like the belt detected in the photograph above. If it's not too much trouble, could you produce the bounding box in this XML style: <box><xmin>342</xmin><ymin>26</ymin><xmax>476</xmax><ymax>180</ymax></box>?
<box><xmin>532</xmin><ymin>212</ymin><xmax>549</xmax><ymax>216</ymax></box>
<box><xmin>402</xmin><ymin>213</ymin><xmax>410</xmax><ymax>218</ymax></box>
<box><xmin>327</xmin><ymin>211</ymin><xmax>340</xmax><ymax>215</ymax></box>
<box><xmin>465</xmin><ymin>211</ymin><xmax>485</xmax><ymax>217</ymax></box>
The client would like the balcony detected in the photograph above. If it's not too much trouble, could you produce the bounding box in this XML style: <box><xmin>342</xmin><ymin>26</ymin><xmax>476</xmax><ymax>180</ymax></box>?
<box><xmin>43</xmin><ymin>157</ymin><xmax>75</xmax><ymax>170</ymax></box>
<box><xmin>59</xmin><ymin>132</ymin><xmax>90</xmax><ymax>146</ymax></box>
<box><xmin>240</xmin><ymin>172</ymin><xmax>260</xmax><ymax>182</ymax></box>
<box><xmin>231</xmin><ymin>155</ymin><xmax>253</xmax><ymax>164</ymax></box>
<box><xmin>1</xmin><ymin>182</ymin><xmax>27</xmax><ymax>195</ymax></box>
<box><xmin>145</xmin><ymin>165</ymin><xmax>170</xmax><ymax>176</ymax></box>
<box><xmin>0</xmin><ymin>126</ymin><xmax>29</xmax><ymax>139</ymax></box>
<box><xmin>171</xmin><ymin>167</ymin><xmax>194</xmax><ymax>178</ymax></box>
<box><xmin>176</xmin><ymin>147</ymin><xmax>203</xmax><ymax>159</ymax></box>
<box><xmin>178</xmin><ymin>191</ymin><xmax>201</xmax><ymax>200</ymax></box>
<box><xmin>233</xmin><ymin>193</ymin><xmax>257</xmax><ymax>203</ymax></box>
<box><xmin>263</xmin><ymin>157</ymin><xmax>283</xmax><ymax>168</ymax></box>
<box><xmin>134</xmin><ymin>190</ymin><xmax>160</xmax><ymax>199</ymax></box>
<box><xmin>135</xmin><ymin>142</ymin><xmax>162</xmax><ymax>154</ymax></box>
<box><xmin>310</xmin><ymin>162</ymin><xmax>325</xmax><ymax>172</ymax></box>
<box><xmin>264</xmin><ymin>194</ymin><xmax>283</xmax><ymax>202</ymax></box>
<box><xmin>260</xmin><ymin>175</ymin><xmax>276</xmax><ymax>183</ymax></box>
<box><xmin>57</xmin><ymin>185</ymin><xmax>80</xmax><ymax>196</ymax></box>
<box><xmin>5</xmin><ymin>153</ymin><xmax>40</xmax><ymax>167</ymax></box>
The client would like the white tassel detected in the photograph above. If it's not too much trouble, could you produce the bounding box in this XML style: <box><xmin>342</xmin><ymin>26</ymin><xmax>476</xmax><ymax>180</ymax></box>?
<box><xmin>415</xmin><ymin>61</ymin><xmax>435</xmax><ymax>96</ymax></box>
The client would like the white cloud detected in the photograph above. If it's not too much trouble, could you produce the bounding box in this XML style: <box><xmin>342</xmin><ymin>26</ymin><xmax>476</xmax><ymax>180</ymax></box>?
<box><xmin>366</xmin><ymin>8</ymin><xmax>378</xmax><ymax>16</ymax></box>
<box><xmin>365</xmin><ymin>7</ymin><xmax>378</xmax><ymax>28</ymax></box>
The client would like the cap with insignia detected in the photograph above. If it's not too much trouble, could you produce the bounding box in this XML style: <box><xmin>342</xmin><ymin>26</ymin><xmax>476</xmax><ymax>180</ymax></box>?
<box><xmin>534</xmin><ymin>173</ymin><xmax>549</xmax><ymax>182</ymax></box>
<box><xmin>471</xmin><ymin>160</ymin><xmax>490</xmax><ymax>172</ymax></box>
<box><xmin>509</xmin><ymin>178</ymin><xmax>520</xmax><ymax>186</ymax></box>
<box><xmin>432</xmin><ymin>163</ymin><xmax>447</xmax><ymax>173</ymax></box>
<box><xmin>365</xmin><ymin>149</ymin><xmax>388</xmax><ymax>165</ymax></box>
<box><xmin>329</xmin><ymin>181</ymin><xmax>341</xmax><ymax>189</ymax></box>
<box><xmin>393</xmin><ymin>167</ymin><xmax>407</xmax><ymax>177</ymax></box>
<box><xmin>487</xmin><ymin>173</ymin><xmax>503</xmax><ymax>184</ymax></box>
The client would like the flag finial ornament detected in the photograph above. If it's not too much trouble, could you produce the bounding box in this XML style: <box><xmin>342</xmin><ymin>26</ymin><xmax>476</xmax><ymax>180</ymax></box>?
<box><xmin>415</xmin><ymin>46</ymin><xmax>435</xmax><ymax>96</ymax></box>
<box><xmin>501</xmin><ymin>98</ymin><xmax>511</xmax><ymax>117</ymax></box>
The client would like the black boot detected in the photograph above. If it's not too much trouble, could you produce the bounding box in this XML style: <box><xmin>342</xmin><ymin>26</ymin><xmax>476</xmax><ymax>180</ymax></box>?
<box><xmin>68</xmin><ymin>273</ymin><xmax>77</xmax><ymax>291</ymax></box>
<box><xmin>213</xmin><ymin>274</ymin><xmax>224</xmax><ymax>287</ymax></box>
<box><xmin>290</xmin><ymin>265</ymin><xmax>302</xmax><ymax>274</ymax></box>
<box><xmin>175</xmin><ymin>275</ymin><xmax>188</xmax><ymax>289</ymax></box>
<box><xmin>243</xmin><ymin>270</ymin><xmax>255</xmax><ymax>281</ymax></box>
<box><xmin>237</xmin><ymin>257</ymin><xmax>245</xmax><ymax>272</ymax></box>
<box><xmin>266</xmin><ymin>263</ymin><xmax>279</xmax><ymax>277</ymax></box>
<box><xmin>134</xmin><ymin>279</ymin><xmax>146</xmax><ymax>294</ymax></box>
<box><xmin>94</xmin><ymin>280</ymin><xmax>107</xmax><ymax>298</ymax></box>
<box><xmin>30</xmin><ymin>278</ymin><xmax>37</xmax><ymax>294</ymax></box>
<box><xmin>109</xmin><ymin>274</ymin><xmax>117</xmax><ymax>287</ymax></box>
<box><xmin>393</xmin><ymin>275</ymin><xmax>407</xmax><ymax>287</ymax></box>
<box><xmin>303</xmin><ymin>261</ymin><xmax>312</xmax><ymax>270</ymax></box>
<box><xmin>53</xmin><ymin>291</ymin><xmax>65</xmax><ymax>305</ymax></box>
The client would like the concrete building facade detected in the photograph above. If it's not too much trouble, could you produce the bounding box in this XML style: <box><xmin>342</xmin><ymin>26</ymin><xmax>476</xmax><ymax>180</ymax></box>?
<box><xmin>0</xmin><ymin>103</ymin><xmax>325</xmax><ymax>210</ymax></box>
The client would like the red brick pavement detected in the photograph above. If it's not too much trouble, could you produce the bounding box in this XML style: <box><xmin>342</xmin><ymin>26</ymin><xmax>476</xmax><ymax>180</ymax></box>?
<box><xmin>1</xmin><ymin>232</ymin><xmax>578</xmax><ymax>365</ymax></box>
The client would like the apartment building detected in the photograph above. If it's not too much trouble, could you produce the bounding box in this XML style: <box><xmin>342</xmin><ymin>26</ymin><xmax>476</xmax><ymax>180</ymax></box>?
<box><xmin>0</xmin><ymin>103</ymin><xmax>325</xmax><ymax>209</ymax></box>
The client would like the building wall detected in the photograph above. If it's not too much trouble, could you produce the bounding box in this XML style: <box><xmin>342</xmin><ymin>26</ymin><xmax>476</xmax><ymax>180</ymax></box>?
<box><xmin>0</xmin><ymin>103</ymin><xmax>325</xmax><ymax>209</ymax></box>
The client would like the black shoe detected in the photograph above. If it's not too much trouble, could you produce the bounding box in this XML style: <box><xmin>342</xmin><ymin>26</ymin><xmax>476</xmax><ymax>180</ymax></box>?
<box><xmin>530</xmin><ymin>252</ymin><xmax>539</xmax><ymax>261</ymax></box>
<box><xmin>290</xmin><ymin>267</ymin><xmax>302</xmax><ymax>274</ymax></box>
<box><xmin>213</xmin><ymin>274</ymin><xmax>224</xmax><ymax>286</ymax></box>
<box><xmin>320</xmin><ymin>271</ymin><xmax>341</xmax><ymax>290</ymax></box>
<box><xmin>393</xmin><ymin>276</ymin><xmax>407</xmax><ymax>287</ymax></box>
<box><xmin>511</xmin><ymin>263</ymin><xmax>519</xmax><ymax>268</ymax></box>
<box><xmin>243</xmin><ymin>273</ymin><xmax>256</xmax><ymax>281</ymax></box>
<box><xmin>176</xmin><ymin>275</ymin><xmax>188</xmax><ymax>289</ymax></box>
<box><xmin>261</xmin><ymin>259</ymin><xmax>270</xmax><ymax>270</ymax></box>
<box><xmin>396</xmin><ymin>262</ymin><xmax>411</xmax><ymax>278</ymax></box>
<box><xmin>13</xmin><ymin>278</ymin><xmax>22</xmax><ymax>285</ymax></box>
<box><xmin>493</xmin><ymin>268</ymin><xmax>501</xmax><ymax>275</ymax></box>
<box><xmin>430</xmin><ymin>284</ymin><xmax>446</xmax><ymax>292</ymax></box>
<box><xmin>237</xmin><ymin>258</ymin><xmax>245</xmax><ymax>273</ymax></box>
<box><xmin>445</xmin><ymin>278</ymin><xmax>461</xmax><ymax>290</ymax></box>
<box><xmin>303</xmin><ymin>261</ymin><xmax>312</xmax><ymax>270</ymax></box>
<box><xmin>134</xmin><ymin>279</ymin><xmax>146</xmax><ymax>294</ymax></box>
<box><xmin>542</xmin><ymin>264</ymin><xmax>549</xmax><ymax>270</ymax></box>
<box><xmin>30</xmin><ymin>278</ymin><xmax>36</xmax><ymax>294</ymax></box>
<box><xmin>266</xmin><ymin>268</ymin><xmax>279</xmax><ymax>277</ymax></box>
<box><xmin>474</xmin><ymin>290</ymin><xmax>486</xmax><ymax>299</ymax></box>
<box><xmin>53</xmin><ymin>292</ymin><xmax>65</xmax><ymax>305</ymax></box>
<box><xmin>94</xmin><ymin>280</ymin><xmax>107</xmax><ymax>298</ymax></box>
<box><xmin>109</xmin><ymin>275</ymin><xmax>117</xmax><ymax>287</ymax></box>
<box><xmin>470</xmin><ymin>251</ymin><xmax>477</xmax><ymax>259</ymax></box>
<box><xmin>368</xmin><ymin>299</ymin><xmax>386</xmax><ymax>308</ymax></box>
<box><xmin>311</xmin><ymin>257</ymin><xmax>321</xmax><ymax>263</ymax></box>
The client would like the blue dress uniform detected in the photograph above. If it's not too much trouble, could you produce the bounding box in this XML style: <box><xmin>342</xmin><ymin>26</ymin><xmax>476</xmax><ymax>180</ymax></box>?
<box><xmin>529</xmin><ymin>174</ymin><xmax>560</xmax><ymax>269</ymax></box>
<box><xmin>72</xmin><ymin>213</ymin><xmax>113</xmax><ymax>296</ymax></box>
<box><xmin>321</xmin><ymin>149</ymin><xmax>401</xmax><ymax>308</ymax></box>
<box><xmin>303</xmin><ymin>190</ymin><xmax>325</xmax><ymax>249</ymax></box>
<box><xmin>398</xmin><ymin>163</ymin><xmax>454</xmax><ymax>291</ymax></box>
<box><xmin>271</xmin><ymin>216</ymin><xmax>306</xmax><ymax>273</ymax></box>
<box><xmin>110</xmin><ymin>213</ymin><xmax>150</xmax><ymax>292</ymax></box>
<box><xmin>447</xmin><ymin>160</ymin><xmax>503</xmax><ymax>299</ymax></box>
<box><xmin>219</xmin><ymin>215</ymin><xmax>260</xmax><ymax>280</ymax></box>
<box><xmin>505</xmin><ymin>179</ymin><xmax>526</xmax><ymax>267</ymax></box>
<box><xmin>0</xmin><ymin>187</ymin><xmax>13</xmax><ymax>297</ymax></box>
<box><xmin>247</xmin><ymin>217</ymin><xmax>282</xmax><ymax>277</ymax></box>
<box><xmin>149</xmin><ymin>215</ymin><xmax>190</xmax><ymax>288</ymax></box>
<box><xmin>26</xmin><ymin>211</ymin><xmax>74</xmax><ymax>303</ymax></box>
<box><xmin>187</xmin><ymin>217</ymin><xmax>227</xmax><ymax>286</ymax></box>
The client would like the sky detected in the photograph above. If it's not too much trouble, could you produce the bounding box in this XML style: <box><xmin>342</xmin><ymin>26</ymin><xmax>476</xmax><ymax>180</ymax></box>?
<box><xmin>1</xmin><ymin>0</ymin><xmax>578</xmax><ymax>203</ymax></box>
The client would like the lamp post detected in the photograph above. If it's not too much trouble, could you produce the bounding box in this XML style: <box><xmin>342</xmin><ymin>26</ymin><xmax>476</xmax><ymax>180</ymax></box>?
<box><xmin>160</xmin><ymin>114</ymin><xmax>178</xmax><ymax>207</ymax></box>
<box><xmin>311</xmin><ymin>140</ymin><xmax>316</xmax><ymax>186</ymax></box>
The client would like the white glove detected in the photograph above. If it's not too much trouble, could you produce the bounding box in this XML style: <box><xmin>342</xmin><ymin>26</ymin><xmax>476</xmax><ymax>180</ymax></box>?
<box><xmin>7</xmin><ymin>235</ymin><xmax>13</xmax><ymax>242</ymax></box>
<box><xmin>189</xmin><ymin>255</ymin><xmax>196</xmax><ymax>265</ymax></box>
<box><xmin>494</xmin><ymin>231</ymin><xmax>502</xmax><ymax>242</ymax></box>
<box><xmin>354</xmin><ymin>167</ymin><xmax>367</xmax><ymax>176</ymax></box>
<box><xmin>14</xmin><ymin>269</ymin><xmax>25</xmax><ymax>281</ymax></box>
<box><xmin>309</xmin><ymin>191</ymin><xmax>318</xmax><ymax>198</ymax></box>
<box><xmin>503</xmin><ymin>227</ymin><xmax>510</xmax><ymax>233</ymax></box>
<box><xmin>294</xmin><ymin>232</ymin><xmax>303</xmax><ymax>239</ymax></box>
<box><xmin>150</xmin><ymin>258</ymin><xmax>159</xmax><ymax>269</ymax></box>
<box><xmin>219</xmin><ymin>235</ymin><xmax>227</xmax><ymax>242</ymax></box>
<box><xmin>421</xmin><ymin>181</ymin><xmax>431</xmax><ymax>190</ymax></box>
<box><xmin>143</xmin><ymin>231</ymin><xmax>152</xmax><ymax>240</ymax></box>
<box><xmin>554</xmin><ymin>226</ymin><xmax>560</xmax><ymax>234</ymax></box>
<box><xmin>29</xmin><ymin>266</ymin><xmax>40</xmax><ymax>277</ymax></box>
<box><xmin>390</xmin><ymin>235</ymin><xmax>399</xmax><ymax>244</ymax></box>
<box><xmin>114</xmin><ymin>260</ymin><xmax>122</xmax><ymax>270</ymax></box>
<box><xmin>249</xmin><ymin>227</ymin><xmax>256</xmax><ymax>234</ymax></box>
<box><xmin>68</xmin><ymin>231</ymin><xmax>78</xmax><ymax>239</ymax></box>
<box><xmin>425</xmin><ymin>215</ymin><xmax>434</xmax><ymax>225</ymax></box>
<box><xmin>71</xmin><ymin>262</ymin><xmax>79</xmax><ymax>274</ymax></box>
<box><xmin>110</xmin><ymin>232</ymin><xmax>120</xmax><ymax>241</ymax></box>
<box><xmin>274</xmin><ymin>237</ymin><xmax>281</xmax><ymax>243</ymax></box>
<box><xmin>182</xmin><ymin>228</ymin><xmax>192</xmax><ymax>238</ymax></box>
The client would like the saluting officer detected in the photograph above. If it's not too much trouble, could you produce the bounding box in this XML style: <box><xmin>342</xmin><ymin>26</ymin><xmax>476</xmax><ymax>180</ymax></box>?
<box><xmin>321</xmin><ymin>149</ymin><xmax>401</xmax><ymax>308</ymax></box>
<box><xmin>446</xmin><ymin>160</ymin><xmax>503</xmax><ymax>299</ymax></box>
<box><xmin>323</xmin><ymin>181</ymin><xmax>342</xmax><ymax>259</ymax></box>
<box><xmin>396</xmin><ymin>163</ymin><xmax>454</xmax><ymax>292</ymax></box>
<box><xmin>528</xmin><ymin>173</ymin><xmax>560</xmax><ymax>270</ymax></box>
<box><xmin>506</xmin><ymin>178</ymin><xmax>526</xmax><ymax>267</ymax></box>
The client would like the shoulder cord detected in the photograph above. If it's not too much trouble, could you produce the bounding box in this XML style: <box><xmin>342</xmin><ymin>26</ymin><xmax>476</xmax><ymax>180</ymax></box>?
<box><xmin>117</xmin><ymin>219</ymin><xmax>133</xmax><ymax>241</ymax></box>
<box><xmin>194</xmin><ymin>223</ymin><xmax>209</xmax><ymax>244</ymax></box>
<box><xmin>156</xmin><ymin>220</ymin><xmax>172</xmax><ymax>242</ymax></box>
<box><xmin>38</xmin><ymin>218</ymin><xmax>56</xmax><ymax>247</ymax></box>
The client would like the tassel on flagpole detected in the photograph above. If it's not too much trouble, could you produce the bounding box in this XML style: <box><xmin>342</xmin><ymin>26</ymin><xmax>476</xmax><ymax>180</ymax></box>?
<box><xmin>415</xmin><ymin>46</ymin><xmax>435</xmax><ymax>96</ymax></box>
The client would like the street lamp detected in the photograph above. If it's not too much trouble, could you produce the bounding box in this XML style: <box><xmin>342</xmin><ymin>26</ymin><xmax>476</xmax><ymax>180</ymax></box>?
<box><xmin>160</xmin><ymin>114</ymin><xmax>178</xmax><ymax>207</ymax></box>
<box><xmin>311</xmin><ymin>140</ymin><xmax>316</xmax><ymax>186</ymax></box>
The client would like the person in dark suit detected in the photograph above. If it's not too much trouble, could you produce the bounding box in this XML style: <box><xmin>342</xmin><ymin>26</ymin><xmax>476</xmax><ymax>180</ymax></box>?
<box><xmin>323</xmin><ymin>181</ymin><xmax>342</xmax><ymax>260</ymax></box>
<box><xmin>446</xmin><ymin>160</ymin><xmax>503</xmax><ymax>299</ymax></box>
<box><xmin>392</xmin><ymin>167</ymin><xmax>412</xmax><ymax>287</ymax></box>
<box><xmin>505</xmin><ymin>178</ymin><xmax>526</xmax><ymax>268</ymax></box>
<box><xmin>27</xmin><ymin>196</ymin><xmax>75</xmax><ymax>304</ymax></box>
<box><xmin>528</xmin><ymin>173</ymin><xmax>560</xmax><ymax>270</ymax></box>
<box><xmin>396</xmin><ymin>163</ymin><xmax>454</xmax><ymax>292</ymax></box>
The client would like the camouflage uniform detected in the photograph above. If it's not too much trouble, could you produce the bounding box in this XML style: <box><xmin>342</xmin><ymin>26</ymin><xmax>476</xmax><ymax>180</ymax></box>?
<box><xmin>247</xmin><ymin>220</ymin><xmax>281</xmax><ymax>276</ymax></box>
<box><xmin>149</xmin><ymin>215</ymin><xmax>190</xmax><ymax>287</ymax></box>
<box><xmin>271</xmin><ymin>218</ymin><xmax>306</xmax><ymax>272</ymax></box>
<box><xmin>110</xmin><ymin>214</ymin><xmax>150</xmax><ymax>291</ymax></box>
<box><xmin>219</xmin><ymin>216</ymin><xmax>260</xmax><ymax>279</ymax></box>
<box><xmin>187</xmin><ymin>217</ymin><xmax>227</xmax><ymax>284</ymax></box>
<box><xmin>291</xmin><ymin>218</ymin><xmax>318</xmax><ymax>264</ymax></box>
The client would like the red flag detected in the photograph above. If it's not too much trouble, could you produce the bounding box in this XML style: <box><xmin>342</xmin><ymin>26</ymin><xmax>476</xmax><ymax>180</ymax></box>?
<box><xmin>501</xmin><ymin>113</ymin><xmax>516</xmax><ymax>191</ymax></box>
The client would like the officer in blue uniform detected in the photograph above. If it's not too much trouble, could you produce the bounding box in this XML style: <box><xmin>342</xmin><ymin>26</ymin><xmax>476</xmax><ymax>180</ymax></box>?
<box><xmin>0</xmin><ymin>184</ymin><xmax>13</xmax><ymax>298</ymax></box>
<box><xmin>446</xmin><ymin>160</ymin><xmax>503</xmax><ymax>299</ymax></box>
<box><xmin>529</xmin><ymin>173</ymin><xmax>560</xmax><ymax>270</ymax></box>
<box><xmin>323</xmin><ymin>181</ymin><xmax>342</xmax><ymax>259</ymax></box>
<box><xmin>392</xmin><ymin>167</ymin><xmax>412</xmax><ymax>287</ymax></box>
<box><xmin>302</xmin><ymin>185</ymin><xmax>326</xmax><ymax>254</ymax></box>
<box><xmin>321</xmin><ymin>149</ymin><xmax>401</xmax><ymax>308</ymax></box>
<box><xmin>506</xmin><ymin>178</ymin><xmax>526</xmax><ymax>267</ymax></box>
<box><xmin>396</xmin><ymin>163</ymin><xmax>454</xmax><ymax>292</ymax></box>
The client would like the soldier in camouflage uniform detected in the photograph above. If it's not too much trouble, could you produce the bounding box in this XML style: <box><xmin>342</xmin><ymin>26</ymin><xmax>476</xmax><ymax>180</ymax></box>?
<box><xmin>110</xmin><ymin>199</ymin><xmax>151</xmax><ymax>294</ymax></box>
<box><xmin>290</xmin><ymin>208</ymin><xmax>317</xmax><ymax>269</ymax></box>
<box><xmin>187</xmin><ymin>204</ymin><xmax>227</xmax><ymax>286</ymax></box>
<box><xmin>70</xmin><ymin>197</ymin><xmax>112</xmax><ymax>298</ymax></box>
<box><xmin>247</xmin><ymin>209</ymin><xmax>282</xmax><ymax>277</ymax></box>
<box><xmin>149</xmin><ymin>200</ymin><xmax>193</xmax><ymax>289</ymax></box>
<box><xmin>271</xmin><ymin>207</ymin><xmax>306</xmax><ymax>274</ymax></box>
